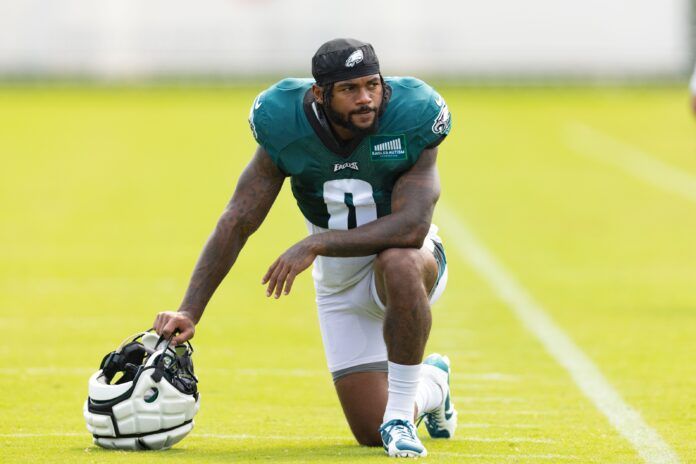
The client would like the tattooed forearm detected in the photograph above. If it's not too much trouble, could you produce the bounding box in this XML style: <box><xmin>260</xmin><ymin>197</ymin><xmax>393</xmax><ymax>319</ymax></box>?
<box><xmin>307</xmin><ymin>147</ymin><xmax>440</xmax><ymax>258</ymax></box>
<box><xmin>178</xmin><ymin>147</ymin><xmax>285</xmax><ymax>322</ymax></box>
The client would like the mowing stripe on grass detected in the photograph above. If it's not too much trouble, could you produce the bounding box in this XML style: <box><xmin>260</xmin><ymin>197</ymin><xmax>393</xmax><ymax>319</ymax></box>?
<box><xmin>437</xmin><ymin>204</ymin><xmax>681</xmax><ymax>464</ymax></box>
<box><xmin>565</xmin><ymin>123</ymin><xmax>696</xmax><ymax>204</ymax></box>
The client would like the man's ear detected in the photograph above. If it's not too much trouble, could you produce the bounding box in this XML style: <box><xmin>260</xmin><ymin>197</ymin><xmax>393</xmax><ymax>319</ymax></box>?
<box><xmin>312</xmin><ymin>84</ymin><xmax>324</xmax><ymax>104</ymax></box>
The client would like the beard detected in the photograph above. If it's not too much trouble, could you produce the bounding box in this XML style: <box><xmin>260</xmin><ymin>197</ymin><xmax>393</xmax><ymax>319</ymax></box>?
<box><xmin>324</xmin><ymin>103</ymin><xmax>380</xmax><ymax>138</ymax></box>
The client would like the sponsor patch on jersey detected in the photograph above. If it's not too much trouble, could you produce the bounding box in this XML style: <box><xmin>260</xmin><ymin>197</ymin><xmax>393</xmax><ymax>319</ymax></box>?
<box><xmin>370</xmin><ymin>135</ymin><xmax>407</xmax><ymax>161</ymax></box>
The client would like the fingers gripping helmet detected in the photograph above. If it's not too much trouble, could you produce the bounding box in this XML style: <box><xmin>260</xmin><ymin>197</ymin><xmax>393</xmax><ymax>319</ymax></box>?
<box><xmin>83</xmin><ymin>330</ymin><xmax>200</xmax><ymax>450</ymax></box>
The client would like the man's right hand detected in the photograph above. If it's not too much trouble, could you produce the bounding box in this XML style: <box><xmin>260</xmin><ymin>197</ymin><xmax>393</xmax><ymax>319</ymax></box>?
<box><xmin>153</xmin><ymin>311</ymin><xmax>196</xmax><ymax>346</ymax></box>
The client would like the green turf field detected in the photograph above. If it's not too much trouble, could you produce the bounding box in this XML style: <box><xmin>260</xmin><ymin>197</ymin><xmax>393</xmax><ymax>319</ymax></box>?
<box><xmin>0</xmin><ymin>84</ymin><xmax>694</xmax><ymax>463</ymax></box>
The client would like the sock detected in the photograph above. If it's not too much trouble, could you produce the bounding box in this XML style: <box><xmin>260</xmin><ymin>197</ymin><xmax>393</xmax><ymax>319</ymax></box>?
<box><xmin>415</xmin><ymin>364</ymin><xmax>446</xmax><ymax>415</ymax></box>
<box><xmin>383</xmin><ymin>361</ymin><xmax>422</xmax><ymax>423</ymax></box>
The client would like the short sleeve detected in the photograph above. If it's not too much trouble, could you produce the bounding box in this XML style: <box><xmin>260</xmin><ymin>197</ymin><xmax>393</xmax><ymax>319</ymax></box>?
<box><xmin>422</xmin><ymin>91</ymin><xmax>452</xmax><ymax>147</ymax></box>
<box><xmin>407</xmin><ymin>86</ymin><xmax>452</xmax><ymax>159</ymax></box>
<box><xmin>248</xmin><ymin>91</ymin><xmax>280</xmax><ymax>159</ymax></box>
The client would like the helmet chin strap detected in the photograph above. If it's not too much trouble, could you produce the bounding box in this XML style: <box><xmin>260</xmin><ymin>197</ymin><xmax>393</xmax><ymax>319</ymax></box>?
<box><xmin>151</xmin><ymin>332</ymin><xmax>175</xmax><ymax>383</ymax></box>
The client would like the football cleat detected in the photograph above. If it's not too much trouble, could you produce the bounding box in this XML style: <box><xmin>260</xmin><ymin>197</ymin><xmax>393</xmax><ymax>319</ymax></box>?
<box><xmin>379</xmin><ymin>418</ymin><xmax>427</xmax><ymax>458</ymax></box>
<box><xmin>418</xmin><ymin>353</ymin><xmax>457</xmax><ymax>439</ymax></box>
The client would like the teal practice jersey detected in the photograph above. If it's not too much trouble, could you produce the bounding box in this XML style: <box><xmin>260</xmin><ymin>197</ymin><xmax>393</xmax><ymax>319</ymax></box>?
<box><xmin>248</xmin><ymin>77</ymin><xmax>451</xmax><ymax>230</ymax></box>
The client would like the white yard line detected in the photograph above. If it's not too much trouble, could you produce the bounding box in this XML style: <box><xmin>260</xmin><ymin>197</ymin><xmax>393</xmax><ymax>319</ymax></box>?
<box><xmin>565</xmin><ymin>122</ymin><xmax>696</xmax><ymax>204</ymax></box>
<box><xmin>437</xmin><ymin>204</ymin><xmax>681</xmax><ymax>464</ymax></box>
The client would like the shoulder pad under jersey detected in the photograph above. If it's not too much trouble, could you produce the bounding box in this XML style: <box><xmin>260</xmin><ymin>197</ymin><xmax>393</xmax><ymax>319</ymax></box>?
<box><xmin>248</xmin><ymin>78</ymin><xmax>314</xmax><ymax>159</ymax></box>
<box><xmin>382</xmin><ymin>77</ymin><xmax>452</xmax><ymax>155</ymax></box>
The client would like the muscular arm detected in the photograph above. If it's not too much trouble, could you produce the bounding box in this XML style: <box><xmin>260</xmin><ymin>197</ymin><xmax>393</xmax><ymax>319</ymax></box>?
<box><xmin>173</xmin><ymin>146</ymin><xmax>285</xmax><ymax>323</ymax></box>
<box><xmin>310</xmin><ymin>146</ymin><xmax>441</xmax><ymax>256</ymax></box>
<box><xmin>262</xmin><ymin>147</ymin><xmax>440</xmax><ymax>298</ymax></box>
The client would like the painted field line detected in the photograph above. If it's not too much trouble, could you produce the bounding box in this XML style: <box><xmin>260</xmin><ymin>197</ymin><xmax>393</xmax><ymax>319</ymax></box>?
<box><xmin>437</xmin><ymin>204</ymin><xmax>680</xmax><ymax>464</ymax></box>
<box><xmin>566</xmin><ymin>122</ymin><xmax>696</xmax><ymax>204</ymax></box>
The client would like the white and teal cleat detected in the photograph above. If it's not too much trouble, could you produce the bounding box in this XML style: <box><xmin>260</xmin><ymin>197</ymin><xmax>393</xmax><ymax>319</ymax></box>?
<box><xmin>379</xmin><ymin>418</ymin><xmax>427</xmax><ymax>458</ymax></box>
<box><xmin>418</xmin><ymin>353</ymin><xmax>458</xmax><ymax>439</ymax></box>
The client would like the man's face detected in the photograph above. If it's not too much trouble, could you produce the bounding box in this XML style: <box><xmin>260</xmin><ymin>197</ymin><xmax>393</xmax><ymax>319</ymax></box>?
<box><xmin>316</xmin><ymin>74</ymin><xmax>383</xmax><ymax>137</ymax></box>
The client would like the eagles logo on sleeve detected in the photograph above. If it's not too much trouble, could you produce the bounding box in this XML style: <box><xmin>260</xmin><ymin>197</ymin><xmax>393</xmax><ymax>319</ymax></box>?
<box><xmin>431</xmin><ymin>94</ymin><xmax>451</xmax><ymax>135</ymax></box>
<box><xmin>248</xmin><ymin>91</ymin><xmax>264</xmax><ymax>141</ymax></box>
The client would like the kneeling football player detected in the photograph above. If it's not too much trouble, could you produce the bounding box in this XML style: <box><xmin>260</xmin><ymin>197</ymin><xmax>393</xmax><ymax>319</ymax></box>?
<box><xmin>154</xmin><ymin>38</ymin><xmax>457</xmax><ymax>458</ymax></box>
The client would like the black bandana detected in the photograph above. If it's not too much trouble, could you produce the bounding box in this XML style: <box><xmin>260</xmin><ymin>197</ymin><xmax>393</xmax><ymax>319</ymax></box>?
<box><xmin>312</xmin><ymin>38</ymin><xmax>381</xmax><ymax>86</ymax></box>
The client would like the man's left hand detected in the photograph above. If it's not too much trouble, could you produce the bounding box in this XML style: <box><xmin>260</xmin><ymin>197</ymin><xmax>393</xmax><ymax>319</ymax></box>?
<box><xmin>262</xmin><ymin>239</ymin><xmax>317</xmax><ymax>298</ymax></box>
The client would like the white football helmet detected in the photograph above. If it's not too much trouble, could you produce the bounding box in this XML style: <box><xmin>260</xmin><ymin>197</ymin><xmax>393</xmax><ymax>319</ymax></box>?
<box><xmin>83</xmin><ymin>330</ymin><xmax>200</xmax><ymax>450</ymax></box>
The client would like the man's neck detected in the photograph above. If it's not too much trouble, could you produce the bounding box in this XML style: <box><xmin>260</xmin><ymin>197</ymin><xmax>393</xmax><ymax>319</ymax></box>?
<box><xmin>328</xmin><ymin>121</ymin><xmax>356</xmax><ymax>143</ymax></box>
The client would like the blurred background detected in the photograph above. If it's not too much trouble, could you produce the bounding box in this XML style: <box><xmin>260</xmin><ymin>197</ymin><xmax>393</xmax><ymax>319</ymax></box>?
<box><xmin>1</xmin><ymin>0</ymin><xmax>694</xmax><ymax>83</ymax></box>
<box><xmin>1</xmin><ymin>2</ymin><xmax>696</xmax><ymax>463</ymax></box>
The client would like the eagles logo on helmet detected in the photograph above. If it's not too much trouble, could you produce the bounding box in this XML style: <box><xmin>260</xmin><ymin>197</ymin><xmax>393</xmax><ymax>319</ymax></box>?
<box><xmin>83</xmin><ymin>330</ymin><xmax>200</xmax><ymax>450</ymax></box>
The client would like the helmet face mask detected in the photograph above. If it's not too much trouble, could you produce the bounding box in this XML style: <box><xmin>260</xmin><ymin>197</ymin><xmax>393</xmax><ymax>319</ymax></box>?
<box><xmin>84</xmin><ymin>331</ymin><xmax>200</xmax><ymax>450</ymax></box>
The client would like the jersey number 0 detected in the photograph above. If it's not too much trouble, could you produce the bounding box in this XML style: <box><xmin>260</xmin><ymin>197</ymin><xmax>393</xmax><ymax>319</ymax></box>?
<box><xmin>323</xmin><ymin>179</ymin><xmax>378</xmax><ymax>230</ymax></box>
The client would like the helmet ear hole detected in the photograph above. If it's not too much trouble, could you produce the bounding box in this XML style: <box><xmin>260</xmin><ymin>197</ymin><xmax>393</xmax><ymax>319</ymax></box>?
<box><xmin>144</xmin><ymin>387</ymin><xmax>159</xmax><ymax>403</ymax></box>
